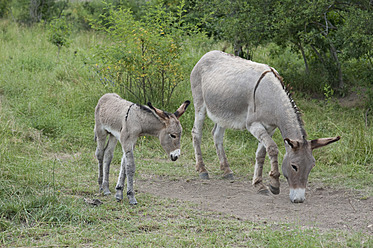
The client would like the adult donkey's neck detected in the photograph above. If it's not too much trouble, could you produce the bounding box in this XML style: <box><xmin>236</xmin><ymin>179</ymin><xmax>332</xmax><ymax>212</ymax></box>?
<box><xmin>274</xmin><ymin>91</ymin><xmax>307</xmax><ymax>141</ymax></box>
<box><xmin>253</xmin><ymin>67</ymin><xmax>307</xmax><ymax>142</ymax></box>
<box><xmin>278</xmin><ymin>110</ymin><xmax>307</xmax><ymax>141</ymax></box>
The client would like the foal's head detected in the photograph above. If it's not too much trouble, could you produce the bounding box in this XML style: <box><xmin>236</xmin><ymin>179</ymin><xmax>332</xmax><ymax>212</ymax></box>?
<box><xmin>147</xmin><ymin>101</ymin><xmax>190</xmax><ymax>161</ymax></box>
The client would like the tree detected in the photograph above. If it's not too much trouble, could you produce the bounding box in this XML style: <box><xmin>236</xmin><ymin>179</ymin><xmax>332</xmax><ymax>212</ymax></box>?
<box><xmin>192</xmin><ymin>0</ymin><xmax>273</xmax><ymax>58</ymax></box>
<box><xmin>272</xmin><ymin>0</ymin><xmax>373</xmax><ymax>90</ymax></box>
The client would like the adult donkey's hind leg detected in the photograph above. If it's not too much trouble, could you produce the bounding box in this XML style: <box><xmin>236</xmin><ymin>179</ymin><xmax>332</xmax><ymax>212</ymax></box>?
<box><xmin>212</xmin><ymin>124</ymin><xmax>234</xmax><ymax>179</ymax></box>
<box><xmin>192</xmin><ymin>104</ymin><xmax>210</xmax><ymax>179</ymax></box>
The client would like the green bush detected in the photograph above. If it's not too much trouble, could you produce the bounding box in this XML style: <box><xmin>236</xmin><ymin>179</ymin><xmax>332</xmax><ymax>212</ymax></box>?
<box><xmin>47</xmin><ymin>15</ymin><xmax>71</xmax><ymax>60</ymax></box>
<box><xmin>0</xmin><ymin>0</ymin><xmax>11</xmax><ymax>18</ymax></box>
<box><xmin>90</xmin><ymin>1</ymin><xmax>205</xmax><ymax>107</ymax></box>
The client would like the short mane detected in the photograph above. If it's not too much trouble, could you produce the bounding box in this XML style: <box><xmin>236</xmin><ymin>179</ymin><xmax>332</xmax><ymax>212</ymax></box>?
<box><xmin>253</xmin><ymin>67</ymin><xmax>307</xmax><ymax>139</ymax></box>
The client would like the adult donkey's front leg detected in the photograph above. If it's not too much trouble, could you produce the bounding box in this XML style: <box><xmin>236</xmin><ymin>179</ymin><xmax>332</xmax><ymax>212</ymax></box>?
<box><xmin>248</xmin><ymin>122</ymin><xmax>280</xmax><ymax>195</ymax></box>
<box><xmin>252</xmin><ymin>142</ymin><xmax>268</xmax><ymax>194</ymax></box>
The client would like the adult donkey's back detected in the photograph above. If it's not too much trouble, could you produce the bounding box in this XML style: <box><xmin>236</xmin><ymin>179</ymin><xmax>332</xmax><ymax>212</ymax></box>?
<box><xmin>95</xmin><ymin>93</ymin><xmax>190</xmax><ymax>205</ymax></box>
<box><xmin>191</xmin><ymin>51</ymin><xmax>340</xmax><ymax>203</ymax></box>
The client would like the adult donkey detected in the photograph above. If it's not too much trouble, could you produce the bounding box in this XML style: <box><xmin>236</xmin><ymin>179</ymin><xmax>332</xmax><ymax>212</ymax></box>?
<box><xmin>191</xmin><ymin>51</ymin><xmax>340</xmax><ymax>203</ymax></box>
<box><xmin>95</xmin><ymin>93</ymin><xmax>190</xmax><ymax>205</ymax></box>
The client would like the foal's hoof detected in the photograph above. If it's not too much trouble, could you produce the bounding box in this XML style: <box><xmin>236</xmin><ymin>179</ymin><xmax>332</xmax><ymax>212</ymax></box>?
<box><xmin>115</xmin><ymin>191</ymin><xmax>123</xmax><ymax>202</ymax></box>
<box><xmin>199</xmin><ymin>172</ymin><xmax>210</xmax><ymax>179</ymax></box>
<box><xmin>269</xmin><ymin>185</ymin><xmax>280</xmax><ymax>195</ymax></box>
<box><xmin>103</xmin><ymin>190</ymin><xmax>111</xmax><ymax>196</ymax></box>
<box><xmin>129</xmin><ymin>198</ymin><xmax>138</xmax><ymax>205</ymax></box>
<box><xmin>222</xmin><ymin>173</ymin><xmax>234</xmax><ymax>180</ymax></box>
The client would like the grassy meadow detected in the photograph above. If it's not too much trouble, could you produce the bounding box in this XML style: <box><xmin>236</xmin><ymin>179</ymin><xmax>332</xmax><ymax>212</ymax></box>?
<box><xmin>0</xmin><ymin>20</ymin><xmax>372</xmax><ymax>247</ymax></box>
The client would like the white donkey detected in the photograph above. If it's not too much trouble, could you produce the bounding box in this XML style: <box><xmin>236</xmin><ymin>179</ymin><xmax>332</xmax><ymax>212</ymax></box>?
<box><xmin>191</xmin><ymin>51</ymin><xmax>340</xmax><ymax>203</ymax></box>
<box><xmin>95</xmin><ymin>93</ymin><xmax>190</xmax><ymax>205</ymax></box>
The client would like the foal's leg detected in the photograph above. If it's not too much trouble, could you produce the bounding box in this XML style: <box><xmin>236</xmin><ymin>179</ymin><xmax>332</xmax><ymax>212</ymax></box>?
<box><xmin>95</xmin><ymin>128</ymin><xmax>107</xmax><ymax>193</ymax></box>
<box><xmin>101</xmin><ymin>134</ymin><xmax>118</xmax><ymax>195</ymax></box>
<box><xmin>247</xmin><ymin>122</ymin><xmax>280</xmax><ymax>195</ymax></box>
<box><xmin>125</xmin><ymin>149</ymin><xmax>137</xmax><ymax>205</ymax></box>
<box><xmin>192</xmin><ymin>105</ymin><xmax>209</xmax><ymax>179</ymax></box>
<box><xmin>212</xmin><ymin>124</ymin><xmax>233</xmax><ymax>179</ymax></box>
<box><xmin>115</xmin><ymin>153</ymin><xmax>126</xmax><ymax>202</ymax></box>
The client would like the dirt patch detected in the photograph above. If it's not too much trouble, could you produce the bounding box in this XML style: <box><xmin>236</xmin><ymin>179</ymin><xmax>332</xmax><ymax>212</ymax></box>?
<box><xmin>136</xmin><ymin>175</ymin><xmax>372</xmax><ymax>234</ymax></box>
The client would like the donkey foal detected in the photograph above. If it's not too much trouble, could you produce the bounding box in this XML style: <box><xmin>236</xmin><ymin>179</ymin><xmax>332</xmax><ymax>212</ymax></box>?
<box><xmin>94</xmin><ymin>93</ymin><xmax>190</xmax><ymax>205</ymax></box>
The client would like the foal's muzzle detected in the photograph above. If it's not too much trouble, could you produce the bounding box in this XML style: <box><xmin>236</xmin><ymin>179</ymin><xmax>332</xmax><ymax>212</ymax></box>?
<box><xmin>170</xmin><ymin>149</ymin><xmax>181</xmax><ymax>161</ymax></box>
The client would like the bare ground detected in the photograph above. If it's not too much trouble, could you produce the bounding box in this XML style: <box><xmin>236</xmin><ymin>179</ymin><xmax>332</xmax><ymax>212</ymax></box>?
<box><xmin>136</xmin><ymin>175</ymin><xmax>373</xmax><ymax>234</ymax></box>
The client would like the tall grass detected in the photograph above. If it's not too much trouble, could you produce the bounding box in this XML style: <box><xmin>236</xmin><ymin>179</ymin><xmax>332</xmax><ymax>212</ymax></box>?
<box><xmin>0</xmin><ymin>20</ymin><xmax>372</xmax><ymax>246</ymax></box>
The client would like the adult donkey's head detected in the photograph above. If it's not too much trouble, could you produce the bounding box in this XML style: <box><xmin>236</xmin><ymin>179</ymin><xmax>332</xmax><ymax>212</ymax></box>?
<box><xmin>282</xmin><ymin>136</ymin><xmax>340</xmax><ymax>203</ymax></box>
<box><xmin>147</xmin><ymin>101</ymin><xmax>190</xmax><ymax>161</ymax></box>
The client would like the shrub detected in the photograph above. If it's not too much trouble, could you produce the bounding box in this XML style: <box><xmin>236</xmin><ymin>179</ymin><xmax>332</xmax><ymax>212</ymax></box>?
<box><xmin>47</xmin><ymin>15</ymin><xmax>71</xmax><ymax>60</ymax></box>
<box><xmin>90</xmin><ymin>1</ymin><xmax>203</xmax><ymax>107</ymax></box>
<box><xmin>0</xmin><ymin>0</ymin><xmax>11</xmax><ymax>18</ymax></box>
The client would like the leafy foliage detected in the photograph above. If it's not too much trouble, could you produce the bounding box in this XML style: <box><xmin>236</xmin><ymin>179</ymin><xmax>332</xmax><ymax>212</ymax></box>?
<box><xmin>9</xmin><ymin>0</ymin><xmax>68</xmax><ymax>24</ymax></box>
<box><xmin>47</xmin><ymin>15</ymin><xmax>71</xmax><ymax>59</ymax></box>
<box><xmin>90</xmin><ymin>1</ymin><xmax>204</xmax><ymax>106</ymax></box>
<box><xmin>188</xmin><ymin>0</ymin><xmax>373</xmax><ymax>94</ymax></box>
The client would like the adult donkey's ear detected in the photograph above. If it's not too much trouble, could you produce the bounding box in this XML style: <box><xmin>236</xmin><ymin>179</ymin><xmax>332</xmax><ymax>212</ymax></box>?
<box><xmin>310</xmin><ymin>136</ymin><xmax>340</xmax><ymax>150</ymax></box>
<box><xmin>147</xmin><ymin>102</ymin><xmax>169</xmax><ymax>120</ymax></box>
<box><xmin>174</xmin><ymin>100</ymin><xmax>190</xmax><ymax>119</ymax></box>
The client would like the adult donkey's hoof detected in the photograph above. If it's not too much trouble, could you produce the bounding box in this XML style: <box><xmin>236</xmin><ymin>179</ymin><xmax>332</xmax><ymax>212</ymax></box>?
<box><xmin>199</xmin><ymin>172</ymin><xmax>210</xmax><ymax>179</ymax></box>
<box><xmin>103</xmin><ymin>189</ymin><xmax>111</xmax><ymax>196</ymax></box>
<box><xmin>222</xmin><ymin>173</ymin><xmax>234</xmax><ymax>180</ymax></box>
<box><xmin>258</xmin><ymin>188</ymin><xmax>270</xmax><ymax>195</ymax></box>
<box><xmin>269</xmin><ymin>185</ymin><xmax>280</xmax><ymax>195</ymax></box>
<box><xmin>254</xmin><ymin>183</ymin><xmax>269</xmax><ymax>195</ymax></box>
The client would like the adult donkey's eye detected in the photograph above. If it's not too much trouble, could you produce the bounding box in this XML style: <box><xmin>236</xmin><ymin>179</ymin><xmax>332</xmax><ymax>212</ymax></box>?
<box><xmin>170</xmin><ymin>134</ymin><xmax>177</xmax><ymax>139</ymax></box>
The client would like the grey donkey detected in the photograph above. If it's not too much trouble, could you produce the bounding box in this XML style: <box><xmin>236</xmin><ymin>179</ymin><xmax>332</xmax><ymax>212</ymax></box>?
<box><xmin>95</xmin><ymin>93</ymin><xmax>190</xmax><ymax>205</ymax></box>
<box><xmin>191</xmin><ymin>51</ymin><xmax>340</xmax><ymax>203</ymax></box>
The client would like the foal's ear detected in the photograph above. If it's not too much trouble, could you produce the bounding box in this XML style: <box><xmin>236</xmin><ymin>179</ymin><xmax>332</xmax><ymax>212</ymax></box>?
<box><xmin>174</xmin><ymin>100</ymin><xmax>190</xmax><ymax>119</ymax></box>
<box><xmin>284</xmin><ymin>138</ymin><xmax>300</xmax><ymax>149</ymax></box>
<box><xmin>147</xmin><ymin>102</ymin><xmax>169</xmax><ymax>120</ymax></box>
<box><xmin>310</xmin><ymin>136</ymin><xmax>340</xmax><ymax>150</ymax></box>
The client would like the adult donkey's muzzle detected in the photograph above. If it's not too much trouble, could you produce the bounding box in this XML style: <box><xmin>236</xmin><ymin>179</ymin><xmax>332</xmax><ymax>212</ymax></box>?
<box><xmin>170</xmin><ymin>149</ymin><xmax>181</xmax><ymax>161</ymax></box>
<box><xmin>289</xmin><ymin>188</ymin><xmax>306</xmax><ymax>203</ymax></box>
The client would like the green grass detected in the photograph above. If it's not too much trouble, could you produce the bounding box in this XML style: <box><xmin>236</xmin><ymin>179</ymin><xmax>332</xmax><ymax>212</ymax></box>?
<box><xmin>0</xmin><ymin>20</ymin><xmax>372</xmax><ymax>247</ymax></box>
